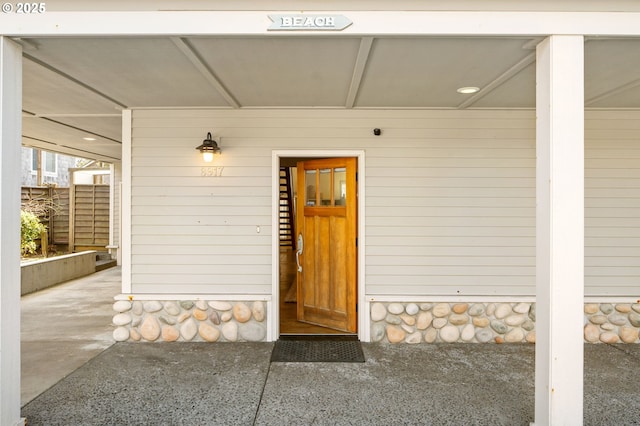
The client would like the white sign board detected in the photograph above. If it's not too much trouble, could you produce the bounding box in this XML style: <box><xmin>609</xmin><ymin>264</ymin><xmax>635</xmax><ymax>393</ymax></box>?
<box><xmin>268</xmin><ymin>14</ymin><xmax>352</xmax><ymax>31</ymax></box>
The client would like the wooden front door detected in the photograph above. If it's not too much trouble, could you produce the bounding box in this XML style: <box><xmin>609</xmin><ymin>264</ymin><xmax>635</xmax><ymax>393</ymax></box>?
<box><xmin>296</xmin><ymin>157</ymin><xmax>357</xmax><ymax>333</ymax></box>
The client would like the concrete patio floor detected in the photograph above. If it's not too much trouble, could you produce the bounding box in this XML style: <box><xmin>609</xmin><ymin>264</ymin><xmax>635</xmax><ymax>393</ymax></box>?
<box><xmin>20</xmin><ymin>268</ymin><xmax>640</xmax><ymax>425</ymax></box>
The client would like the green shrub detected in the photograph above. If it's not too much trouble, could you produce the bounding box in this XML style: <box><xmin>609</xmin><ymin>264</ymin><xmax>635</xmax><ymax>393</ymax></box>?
<box><xmin>21</xmin><ymin>210</ymin><xmax>46</xmax><ymax>256</ymax></box>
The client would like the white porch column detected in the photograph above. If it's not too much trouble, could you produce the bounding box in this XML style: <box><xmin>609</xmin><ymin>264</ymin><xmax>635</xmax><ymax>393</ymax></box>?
<box><xmin>0</xmin><ymin>37</ymin><xmax>25</xmax><ymax>426</ymax></box>
<box><xmin>535</xmin><ymin>36</ymin><xmax>584</xmax><ymax>425</ymax></box>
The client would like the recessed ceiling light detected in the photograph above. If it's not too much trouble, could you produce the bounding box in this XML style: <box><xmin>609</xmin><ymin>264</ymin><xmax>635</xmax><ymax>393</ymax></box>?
<box><xmin>83</xmin><ymin>137</ymin><xmax>97</xmax><ymax>141</ymax></box>
<box><xmin>457</xmin><ymin>86</ymin><xmax>480</xmax><ymax>94</ymax></box>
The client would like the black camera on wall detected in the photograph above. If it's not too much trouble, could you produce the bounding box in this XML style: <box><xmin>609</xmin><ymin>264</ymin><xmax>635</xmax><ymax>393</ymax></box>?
<box><xmin>373</xmin><ymin>128</ymin><xmax>381</xmax><ymax>136</ymax></box>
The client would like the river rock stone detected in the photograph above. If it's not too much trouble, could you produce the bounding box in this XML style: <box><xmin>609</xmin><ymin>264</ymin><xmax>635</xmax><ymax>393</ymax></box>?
<box><xmin>584</xmin><ymin>304</ymin><xmax>599</xmax><ymax>314</ymax></box>
<box><xmin>177</xmin><ymin>312</ymin><xmax>191</xmax><ymax>323</ymax></box>
<box><xmin>221</xmin><ymin>311</ymin><xmax>232</xmax><ymax>322</ymax></box>
<box><xmin>608</xmin><ymin>314</ymin><xmax>627</xmax><ymax>326</ymax></box>
<box><xmin>473</xmin><ymin>317</ymin><xmax>489</xmax><ymax>328</ymax></box>
<box><xmin>162</xmin><ymin>326</ymin><xmax>179</xmax><ymax>342</ymax></box>
<box><xmin>619</xmin><ymin>327</ymin><xmax>639</xmax><ymax>343</ymax></box>
<box><xmin>222</xmin><ymin>322</ymin><xmax>238</xmax><ymax>341</ymax></box>
<box><xmin>494</xmin><ymin>303</ymin><xmax>512</xmax><ymax>319</ymax></box>
<box><xmin>130</xmin><ymin>328</ymin><xmax>141</xmax><ymax>341</ymax></box>
<box><xmin>461</xmin><ymin>324</ymin><xmax>475</xmax><ymax>342</ymax></box>
<box><xmin>629</xmin><ymin>312</ymin><xmax>640</xmax><ymax>327</ymax></box>
<box><xmin>522</xmin><ymin>319</ymin><xmax>535</xmax><ymax>331</ymax></box>
<box><xmin>452</xmin><ymin>303</ymin><xmax>469</xmax><ymax>314</ymax></box>
<box><xmin>252</xmin><ymin>301</ymin><xmax>265</xmax><ymax>322</ymax></box>
<box><xmin>468</xmin><ymin>304</ymin><xmax>485</xmax><ymax>316</ymax></box>
<box><xmin>388</xmin><ymin>303</ymin><xmax>405</xmax><ymax>315</ymax></box>
<box><xmin>143</xmin><ymin>301</ymin><xmax>163</xmax><ymax>313</ymax></box>
<box><xmin>159</xmin><ymin>315</ymin><xmax>175</xmax><ymax>326</ymax></box>
<box><xmin>490</xmin><ymin>320</ymin><xmax>508</xmax><ymax>334</ymax></box>
<box><xmin>233</xmin><ymin>303</ymin><xmax>252</xmax><ymax>323</ymax></box>
<box><xmin>400</xmin><ymin>313</ymin><xmax>416</xmax><ymax>326</ymax></box>
<box><xmin>209</xmin><ymin>311</ymin><xmax>220</xmax><ymax>325</ymax></box>
<box><xmin>417</xmin><ymin>312</ymin><xmax>433</xmax><ymax>330</ymax></box>
<box><xmin>433</xmin><ymin>318</ymin><xmax>447</xmax><ymax>329</ymax></box>
<box><xmin>632</xmin><ymin>304</ymin><xmax>640</xmax><ymax>314</ymax></box>
<box><xmin>371</xmin><ymin>303</ymin><xmax>387</xmax><ymax>321</ymax></box>
<box><xmin>385</xmin><ymin>314</ymin><xmax>402</xmax><ymax>325</ymax></box>
<box><xmin>140</xmin><ymin>316</ymin><xmax>161</xmax><ymax>341</ymax></box>
<box><xmin>486</xmin><ymin>303</ymin><xmax>496</xmax><ymax>316</ymax></box>
<box><xmin>131</xmin><ymin>317</ymin><xmax>141</xmax><ymax>327</ymax></box>
<box><xmin>113</xmin><ymin>327</ymin><xmax>129</xmax><ymax>342</ymax></box>
<box><xmin>239</xmin><ymin>323</ymin><xmax>266</xmax><ymax>342</ymax></box>
<box><xmin>401</xmin><ymin>324</ymin><xmax>415</xmax><ymax>334</ymax></box>
<box><xmin>386</xmin><ymin>326</ymin><xmax>406</xmax><ymax>343</ymax></box>
<box><xmin>406</xmin><ymin>303</ymin><xmax>419</xmax><ymax>315</ymax></box>
<box><xmin>419</xmin><ymin>303</ymin><xmax>433</xmax><ymax>311</ymax></box>
<box><xmin>505</xmin><ymin>328</ymin><xmax>524</xmax><ymax>343</ymax></box>
<box><xmin>615</xmin><ymin>304</ymin><xmax>632</xmax><ymax>313</ymax></box>
<box><xmin>529</xmin><ymin>304</ymin><xmax>536</xmax><ymax>321</ymax></box>
<box><xmin>132</xmin><ymin>301</ymin><xmax>143</xmax><ymax>315</ymax></box>
<box><xmin>526</xmin><ymin>331</ymin><xmax>536</xmax><ymax>343</ymax></box>
<box><xmin>601</xmin><ymin>323</ymin><xmax>615</xmax><ymax>331</ymax></box>
<box><xmin>193</xmin><ymin>309</ymin><xmax>208</xmax><ymax>321</ymax></box>
<box><xmin>113</xmin><ymin>301</ymin><xmax>132</xmax><ymax>313</ymax></box>
<box><xmin>180</xmin><ymin>301</ymin><xmax>194</xmax><ymax>310</ymax></box>
<box><xmin>590</xmin><ymin>315</ymin><xmax>608</xmax><ymax>325</ymax></box>
<box><xmin>424</xmin><ymin>327</ymin><xmax>438</xmax><ymax>343</ymax></box>
<box><xmin>113</xmin><ymin>313</ymin><xmax>132</xmax><ymax>326</ymax></box>
<box><xmin>449</xmin><ymin>314</ymin><xmax>469</xmax><ymax>326</ymax></box>
<box><xmin>440</xmin><ymin>325</ymin><xmax>460</xmax><ymax>343</ymax></box>
<box><xmin>600</xmin><ymin>304</ymin><xmax>614</xmax><ymax>314</ymax></box>
<box><xmin>584</xmin><ymin>323</ymin><xmax>601</xmax><ymax>343</ymax></box>
<box><xmin>505</xmin><ymin>314</ymin><xmax>527</xmax><ymax>327</ymax></box>
<box><xmin>513</xmin><ymin>303</ymin><xmax>530</xmax><ymax>314</ymax></box>
<box><xmin>199</xmin><ymin>323</ymin><xmax>220</xmax><ymax>342</ymax></box>
<box><xmin>600</xmin><ymin>332</ymin><xmax>619</xmax><ymax>344</ymax></box>
<box><xmin>433</xmin><ymin>303</ymin><xmax>450</xmax><ymax>318</ymax></box>
<box><xmin>163</xmin><ymin>301</ymin><xmax>181</xmax><ymax>316</ymax></box>
<box><xmin>195</xmin><ymin>300</ymin><xmax>208</xmax><ymax>310</ymax></box>
<box><xmin>371</xmin><ymin>323</ymin><xmax>386</xmax><ymax>342</ymax></box>
<box><xmin>180</xmin><ymin>318</ymin><xmax>198</xmax><ymax>341</ymax></box>
<box><xmin>209</xmin><ymin>301</ymin><xmax>232</xmax><ymax>311</ymax></box>
<box><xmin>406</xmin><ymin>331</ymin><xmax>422</xmax><ymax>344</ymax></box>
<box><xmin>495</xmin><ymin>336</ymin><xmax>504</xmax><ymax>344</ymax></box>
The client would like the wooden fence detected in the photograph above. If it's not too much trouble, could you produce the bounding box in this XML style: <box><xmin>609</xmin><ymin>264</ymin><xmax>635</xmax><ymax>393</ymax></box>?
<box><xmin>22</xmin><ymin>184</ymin><xmax>109</xmax><ymax>252</ymax></box>
<box><xmin>69</xmin><ymin>184</ymin><xmax>110</xmax><ymax>252</ymax></box>
<box><xmin>21</xmin><ymin>186</ymin><xmax>70</xmax><ymax>247</ymax></box>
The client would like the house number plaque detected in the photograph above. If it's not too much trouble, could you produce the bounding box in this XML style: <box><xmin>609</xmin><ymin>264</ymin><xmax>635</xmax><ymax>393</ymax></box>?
<box><xmin>201</xmin><ymin>167</ymin><xmax>224</xmax><ymax>177</ymax></box>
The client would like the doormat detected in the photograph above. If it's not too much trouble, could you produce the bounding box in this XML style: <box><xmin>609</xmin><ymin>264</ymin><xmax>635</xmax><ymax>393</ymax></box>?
<box><xmin>271</xmin><ymin>336</ymin><xmax>365</xmax><ymax>363</ymax></box>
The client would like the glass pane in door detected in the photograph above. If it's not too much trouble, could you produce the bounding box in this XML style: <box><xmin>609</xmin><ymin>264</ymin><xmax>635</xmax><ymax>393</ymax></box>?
<box><xmin>305</xmin><ymin>169</ymin><xmax>317</xmax><ymax>206</ymax></box>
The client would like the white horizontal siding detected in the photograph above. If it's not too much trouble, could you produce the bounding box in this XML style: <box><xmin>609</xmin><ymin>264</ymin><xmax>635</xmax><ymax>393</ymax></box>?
<box><xmin>585</xmin><ymin>113</ymin><xmax>640</xmax><ymax>296</ymax></box>
<box><xmin>130</xmin><ymin>109</ymin><xmax>640</xmax><ymax>297</ymax></box>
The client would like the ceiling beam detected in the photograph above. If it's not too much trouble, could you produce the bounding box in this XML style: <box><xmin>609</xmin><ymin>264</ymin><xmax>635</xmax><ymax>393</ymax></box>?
<box><xmin>456</xmin><ymin>51</ymin><xmax>535</xmax><ymax>109</ymax></box>
<box><xmin>22</xmin><ymin>136</ymin><xmax>121</xmax><ymax>162</ymax></box>
<box><xmin>170</xmin><ymin>37</ymin><xmax>240</xmax><ymax>109</ymax></box>
<box><xmin>345</xmin><ymin>37</ymin><xmax>374</xmax><ymax>109</ymax></box>
<box><xmin>585</xmin><ymin>77</ymin><xmax>640</xmax><ymax>106</ymax></box>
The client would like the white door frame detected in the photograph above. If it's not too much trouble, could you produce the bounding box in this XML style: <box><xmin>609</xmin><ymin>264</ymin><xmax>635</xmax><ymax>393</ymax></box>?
<box><xmin>270</xmin><ymin>150</ymin><xmax>367</xmax><ymax>342</ymax></box>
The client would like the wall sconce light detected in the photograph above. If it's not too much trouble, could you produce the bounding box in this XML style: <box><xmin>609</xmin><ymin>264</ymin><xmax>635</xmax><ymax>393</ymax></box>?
<box><xmin>195</xmin><ymin>132</ymin><xmax>221</xmax><ymax>163</ymax></box>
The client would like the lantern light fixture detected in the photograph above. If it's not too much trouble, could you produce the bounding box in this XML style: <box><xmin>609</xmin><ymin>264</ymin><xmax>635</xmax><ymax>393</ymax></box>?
<box><xmin>195</xmin><ymin>132</ymin><xmax>221</xmax><ymax>163</ymax></box>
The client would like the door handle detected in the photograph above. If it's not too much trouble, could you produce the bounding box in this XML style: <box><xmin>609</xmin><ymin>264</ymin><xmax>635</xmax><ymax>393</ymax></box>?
<box><xmin>295</xmin><ymin>234</ymin><xmax>303</xmax><ymax>272</ymax></box>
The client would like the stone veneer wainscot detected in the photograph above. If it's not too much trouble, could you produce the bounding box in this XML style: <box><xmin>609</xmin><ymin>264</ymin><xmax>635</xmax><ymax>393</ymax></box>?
<box><xmin>370</xmin><ymin>302</ymin><xmax>640</xmax><ymax>344</ymax></box>
<box><xmin>112</xmin><ymin>300</ymin><xmax>267</xmax><ymax>342</ymax></box>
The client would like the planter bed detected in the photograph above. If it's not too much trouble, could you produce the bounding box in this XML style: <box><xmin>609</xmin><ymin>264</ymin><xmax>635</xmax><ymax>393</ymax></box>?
<box><xmin>21</xmin><ymin>250</ymin><xmax>97</xmax><ymax>295</ymax></box>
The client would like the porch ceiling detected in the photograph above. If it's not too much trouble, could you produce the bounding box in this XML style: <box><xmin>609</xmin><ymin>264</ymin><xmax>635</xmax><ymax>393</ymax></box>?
<box><xmin>17</xmin><ymin>35</ymin><xmax>640</xmax><ymax>162</ymax></box>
